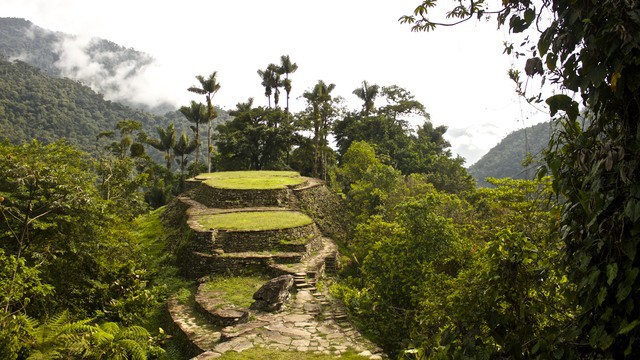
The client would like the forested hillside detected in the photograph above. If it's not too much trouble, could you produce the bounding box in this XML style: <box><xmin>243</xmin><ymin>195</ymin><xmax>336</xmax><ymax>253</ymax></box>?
<box><xmin>0</xmin><ymin>17</ymin><xmax>173</xmax><ymax>113</ymax></box>
<box><xmin>0</xmin><ymin>58</ymin><xmax>169</xmax><ymax>153</ymax></box>
<box><xmin>468</xmin><ymin>121</ymin><xmax>552</xmax><ymax>186</ymax></box>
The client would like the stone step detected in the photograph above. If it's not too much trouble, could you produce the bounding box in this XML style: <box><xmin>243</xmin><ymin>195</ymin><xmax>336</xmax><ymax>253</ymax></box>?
<box><xmin>219</xmin><ymin>251</ymin><xmax>305</xmax><ymax>264</ymax></box>
<box><xmin>167</xmin><ymin>298</ymin><xmax>221</xmax><ymax>357</ymax></box>
<box><xmin>268</xmin><ymin>237</ymin><xmax>337</xmax><ymax>277</ymax></box>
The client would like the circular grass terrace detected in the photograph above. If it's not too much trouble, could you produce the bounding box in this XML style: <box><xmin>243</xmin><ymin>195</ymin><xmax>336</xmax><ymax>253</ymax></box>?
<box><xmin>195</xmin><ymin>171</ymin><xmax>306</xmax><ymax>190</ymax></box>
<box><xmin>196</xmin><ymin>211</ymin><xmax>313</xmax><ymax>231</ymax></box>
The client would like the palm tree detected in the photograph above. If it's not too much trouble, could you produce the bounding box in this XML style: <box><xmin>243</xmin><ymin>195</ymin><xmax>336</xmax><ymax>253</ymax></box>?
<box><xmin>257</xmin><ymin>65</ymin><xmax>282</xmax><ymax>108</ymax></box>
<box><xmin>277</xmin><ymin>55</ymin><xmax>298</xmax><ymax>112</ymax></box>
<box><xmin>188</xmin><ymin>72</ymin><xmax>221</xmax><ymax>173</ymax></box>
<box><xmin>173</xmin><ymin>132</ymin><xmax>197</xmax><ymax>180</ymax></box>
<box><xmin>303</xmin><ymin>80</ymin><xmax>336</xmax><ymax>179</ymax></box>
<box><xmin>147</xmin><ymin>123</ymin><xmax>176</xmax><ymax>170</ymax></box>
<box><xmin>179</xmin><ymin>101</ymin><xmax>207</xmax><ymax>169</ymax></box>
<box><xmin>353</xmin><ymin>80</ymin><xmax>380</xmax><ymax>115</ymax></box>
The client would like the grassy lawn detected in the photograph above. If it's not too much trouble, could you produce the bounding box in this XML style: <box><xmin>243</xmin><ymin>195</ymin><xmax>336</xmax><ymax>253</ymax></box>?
<box><xmin>196</xmin><ymin>171</ymin><xmax>306</xmax><ymax>189</ymax></box>
<box><xmin>218</xmin><ymin>347</ymin><xmax>370</xmax><ymax>359</ymax></box>
<box><xmin>197</xmin><ymin>211</ymin><xmax>313</xmax><ymax>231</ymax></box>
<box><xmin>202</xmin><ymin>275</ymin><xmax>270</xmax><ymax>309</ymax></box>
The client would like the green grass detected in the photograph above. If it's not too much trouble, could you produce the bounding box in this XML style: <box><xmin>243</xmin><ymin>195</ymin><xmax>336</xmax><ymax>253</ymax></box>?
<box><xmin>203</xmin><ymin>275</ymin><xmax>270</xmax><ymax>309</ymax></box>
<box><xmin>217</xmin><ymin>347</ymin><xmax>370</xmax><ymax>359</ymax></box>
<box><xmin>130</xmin><ymin>207</ymin><xmax>196</xmax><ymax>360</ymax></box>
<box><xmin>197</xmin><ymin>171</ymin><xmax>306</xmax><ymax>189</ymax></box>
<box><xmin>196</xmin><ymin>211</ymin><xmax>313</xmax><ymax>231</ymax></box>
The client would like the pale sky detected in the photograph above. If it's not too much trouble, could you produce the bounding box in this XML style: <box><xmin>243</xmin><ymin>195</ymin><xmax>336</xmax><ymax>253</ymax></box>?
<box><xmin>0</xmin><ymin>0</ymin><xmax>550</xmax><ymax>165</ymax></box>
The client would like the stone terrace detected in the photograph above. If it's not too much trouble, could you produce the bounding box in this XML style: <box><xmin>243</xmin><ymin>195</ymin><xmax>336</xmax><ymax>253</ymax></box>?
<box><xmin>165</xmin><ymin>172</ymin><xmax>385</xmax><ymax>359</ymax></box>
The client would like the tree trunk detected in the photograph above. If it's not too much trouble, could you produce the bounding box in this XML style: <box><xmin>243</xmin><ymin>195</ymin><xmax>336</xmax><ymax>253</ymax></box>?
<box><xmin>194</xmin><ymin>124</ymin><xmax>200</xmax><ymax>171</ymax></box>
<box><xmin>207</xmin><ymin>94</ymin><xmax>213</xmax><ymax>173</ymax></box>
<box><xmin>207</xmin><ymin>120</ymin><xmax>212</xmax><ymax>173</ymax></box>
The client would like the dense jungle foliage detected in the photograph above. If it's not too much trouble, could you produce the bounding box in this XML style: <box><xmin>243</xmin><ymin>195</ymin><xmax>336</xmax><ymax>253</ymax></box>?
<box><xmin>2</xmin><ymin>0</ymin><xmax>640</xmax><ymax>357</ymax></box>
<box><xmin>400</xmin><ymin>0</ymin><xmax>640</xmax><ymax>357</ymax></box>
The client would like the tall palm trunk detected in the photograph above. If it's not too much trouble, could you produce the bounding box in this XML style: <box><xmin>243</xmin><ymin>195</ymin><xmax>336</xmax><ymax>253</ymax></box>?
<box><xmin>194</xmin><ymin>123</ymin><xmax>200</xmax><ymax>170</ymax></box>
<box><xmin>206</xmin><ymin>94</ymin><xmax>213</xmax><ymax>173</ymax></box>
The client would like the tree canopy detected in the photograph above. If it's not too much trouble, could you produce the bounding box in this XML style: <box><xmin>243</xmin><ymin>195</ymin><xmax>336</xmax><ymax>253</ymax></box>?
<box><xmin>401</xmin><ymin>0</ymin><xmax>640</xmax><ymax>357</ymax></box>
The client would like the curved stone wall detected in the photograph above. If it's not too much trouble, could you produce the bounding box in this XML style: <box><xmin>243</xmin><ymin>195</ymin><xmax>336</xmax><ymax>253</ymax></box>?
<box><xmin>190</xmin><ymin>183</ymin><xmax>291</xmax><ymax>209</ymax></box>
<box><xmin>214</xmin><ymin>223</ymin><xmax>317</xmax><ymax>253</ymax></box>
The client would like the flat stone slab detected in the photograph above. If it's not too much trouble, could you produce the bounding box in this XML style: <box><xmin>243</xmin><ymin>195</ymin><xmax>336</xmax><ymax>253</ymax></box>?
<box><xmin>282</xmin><ymin>314</ymin><xmax>313</xmax><ymax>322</ymax></box>
<box><xmin>221</xmin><ymin>321</ymin><xmax>269</xmax><ymax>340</ymax></box>
<box><xmin>265</xmin><ymin>324</ymin><xmax>312</xmax><ymax>338</ymax></box>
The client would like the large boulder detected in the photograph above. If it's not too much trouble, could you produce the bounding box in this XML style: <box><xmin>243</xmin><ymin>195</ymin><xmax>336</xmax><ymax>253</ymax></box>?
<box><xmin>249</xmin><ymin>275</ymin><xmax>294</xmax><ymax>312</ymax></box>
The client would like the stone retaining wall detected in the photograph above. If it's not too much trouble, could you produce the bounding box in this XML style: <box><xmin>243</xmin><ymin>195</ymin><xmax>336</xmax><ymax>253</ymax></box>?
<box><xmin>186</xmin><ymin>252</ymin><xmax>293</xmax><ymax>278</ymax></box>
<box><xmin>291</xmin><ymin>184</ymin><xmax>347</xmax><ymax>242</ymax></box>
<box><xmin>186</xmin><ymin>227</ymin><xmax>216</xmax><ymax>254</ymax></box>
<box><xmin>190</xmin><ymin>183</ymin><xmax>291</xmax><ymax>209</ymax></box>
<box><xmin>215</xmin><ymin>224</ymin><xmax>317</xmax><ymax>253</ymax></box>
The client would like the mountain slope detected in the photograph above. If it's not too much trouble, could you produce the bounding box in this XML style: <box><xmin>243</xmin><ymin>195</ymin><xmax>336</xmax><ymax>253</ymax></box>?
<box><xmin>0</xmin><ymin>17</ymin><xmax>171</xmax><ymax>113</ymax></box>
<box><xmin>468</xmin><ymin>121</ymin><xmax>553</xmax><ymax>186</ymax></box>
<box><xmin>0</xmin><ymin>58</ymin><xmax>170</xmax><ymax>153</ymax></box>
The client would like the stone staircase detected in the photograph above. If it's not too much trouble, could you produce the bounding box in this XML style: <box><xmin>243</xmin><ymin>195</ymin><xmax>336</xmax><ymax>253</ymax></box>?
<box><xmin>164</xmin><ymin>174</ymin><xmax>385</xmax><ymax>359</ymax></box>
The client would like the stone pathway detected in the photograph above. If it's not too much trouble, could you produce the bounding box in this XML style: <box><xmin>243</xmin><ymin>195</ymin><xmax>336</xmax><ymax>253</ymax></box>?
<box><xmin>190</xmin><ymin>273</ymin><xmax>384</xmax><ymax>359</ymax></box>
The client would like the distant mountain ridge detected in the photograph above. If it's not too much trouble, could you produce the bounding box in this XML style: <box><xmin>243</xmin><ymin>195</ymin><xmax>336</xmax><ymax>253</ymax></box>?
<box><xmin>0</xmin><ymin>58</ymin><xmax>171</xmax><ymax>153</ymax></box>
<box><xmin>468</xmin><ymin>121</ymin><xmax>553</xmax><ymax>187</ymax></box>
<box><xmin>0</xmin><ymin>18</ymin><xmax>231</xmax><ymax>158</ymax></box>
<box><xmin>0</xmin><ymin>17</ymin><xmax>173</xmax><ymax>114</ymax></box>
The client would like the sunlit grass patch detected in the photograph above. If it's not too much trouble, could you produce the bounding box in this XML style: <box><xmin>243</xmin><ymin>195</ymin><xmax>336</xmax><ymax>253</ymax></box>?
<box><xmin>196</xmin><ymin>171</ymin><xmax>305</xmax><ymax>189</ymax></box>
<box><xmin>203</xmin><ymin>275</ymin><xmax>270</xmax><ymax>309</ymax></box>
<box><xmin>196</xmin><ymin>211</ymin><xmax>313</xmax><ymax>231</ymax></box>
<box><xmin>217</xmin><ymin>347</ymin><xmax>370</xmax><ymax>359</ymax></box>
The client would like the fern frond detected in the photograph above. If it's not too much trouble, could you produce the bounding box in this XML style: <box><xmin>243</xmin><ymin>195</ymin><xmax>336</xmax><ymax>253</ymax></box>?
<box><xmin>90</xmin><ymin>328</ymin><xmax>115</xmax><ymax>347</ymax></box>
<box><xmin>117</xmin><ymin>339</ymin><xmax>146</xmax><ymax>360</ymax></box>
<box><xmin>99</xmin><ymin>322</ymin><xmax>120</xmax><ymax>335</ymax></box>
<box><xmin>116</xmin><ymin>325</ymin><xmax>150</xmax><ymax>341</ymax></box>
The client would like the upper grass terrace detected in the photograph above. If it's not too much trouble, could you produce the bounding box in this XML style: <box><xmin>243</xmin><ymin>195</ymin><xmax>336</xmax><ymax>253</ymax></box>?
<box><xmin>194</xmin><ymin>171</ymin><xmax>306</xmax><ymax>190</ymax></box>
<box><xmin>195</xmin><ymin>211</ymin><xmax>313</xmax><ymax>231</ymax></box>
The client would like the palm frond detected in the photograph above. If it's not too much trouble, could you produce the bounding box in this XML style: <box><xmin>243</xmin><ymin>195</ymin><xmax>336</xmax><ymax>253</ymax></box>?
<box><xmin>187</xmin><ymin>87</ymin><xmax>206</xmax><ymax>95</ymax></box>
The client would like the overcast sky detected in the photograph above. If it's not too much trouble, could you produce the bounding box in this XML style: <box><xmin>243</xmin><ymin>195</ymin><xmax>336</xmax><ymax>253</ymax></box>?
<box><xmin>1</xmin><ymin>0</ymin><xmax>550</xmax><ymax>165</ymax></box>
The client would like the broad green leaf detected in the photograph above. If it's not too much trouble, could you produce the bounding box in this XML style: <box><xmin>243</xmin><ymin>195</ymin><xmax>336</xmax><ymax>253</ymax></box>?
<box><xmin>624</xmin><ymin>199</ymin><xmax>640</xmax><ymax>222</ymax></box>
<box><xmin>546</xmin><ymin>94</ymin><xmax>579</xmax><ymax>120</ymax></box>
<box><xmin>606</xmin><ymin>263</ymin><xmax>618</xmax><ymax>285</ymax></box>
<box><xmin>546</xmin><ymin>53</ymin><xmax>558</xmax><ymax>71</ymax></box>
<box><xmin>618</xmin><ymin>320</ymin><xmax>640</xmax><ymax>335</ymax></box>
<box><xmin>616</xmin><ymin>284</ymin><xmax>631</xmax><ymax>303</ymax></box>
<box><xmin>596</xmin><ymin>287</ymin><xmax>607</xmax><ymax>305</ymax></box>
